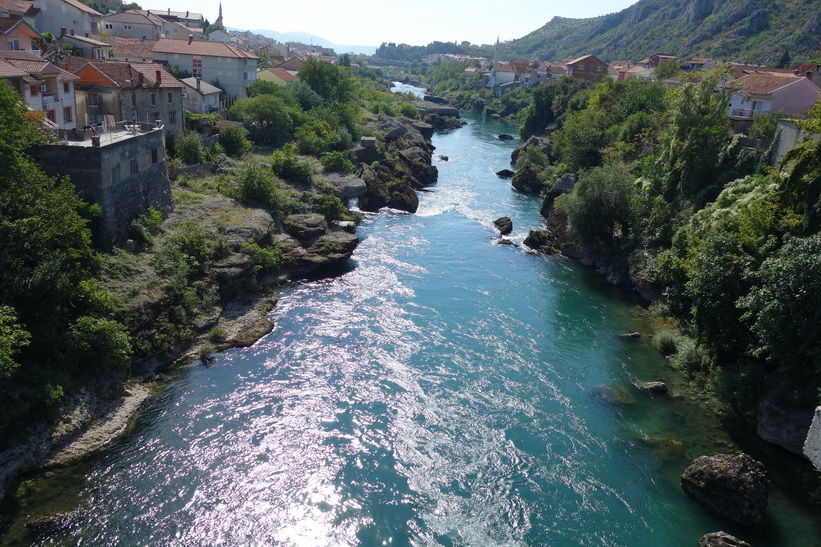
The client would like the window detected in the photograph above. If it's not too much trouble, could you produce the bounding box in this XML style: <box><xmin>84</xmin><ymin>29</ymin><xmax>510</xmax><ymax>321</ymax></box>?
<box><xmin>124</xmin><ymin>25</ymin><xmax>132</xmax><ymax>30</ymax></box>
<box><xmin>63</xmin><ymin>82</ymin><xmax>70</xmax><ymax>93</ymax></box>
<box><xmin>7</xmin><ymin>39</ymin><xmax>19</xmax><ymax>50</ymax></box>
<box><xmin>243</xmin><ymin>72</ymin><xmax>248</xmax><ymax>80</ymax></box>
<box><xmin>88</xmin><ymin>92</ymin><xmax>98</xmax><ymax>105</ymax></box>
<box><xmin>169</xmin><ymin>111</ymin><xmax>176</xmax><ymax>123</ymax></box>
<box><xmin>151</xmin><ymin>93</ymin><xmax>156</xmax><ymax>105</ymax></box>
<box><xmin>132</xmin><ymin>94</ymin><xmax>137</xmax><ymax>107</ymax></box>
<box><xmin>105</xmin><ymin>23</ymin><xmax>113</xmax><ymax>30</ymax></box>
<box><xmin>46</xmin><ymin>109</ymin><xmax>56</xmax><ymax>122</ymax></box>
<box><xmin>168</xmin><ymin>91</ymin><xmax>173</xmax><ymax>103</ymax></box>
<box><xmin>112</xmin><ymin>164</ymin><xmax>120</xmax><ymax>184</ymax></box>
<box><xmin>192</xmin><ymin>56</ymin><xmax>202</xmax><ymax>78</ymax></box>
<box><xmin>578</xmin><ymin>64</ymin><xmax>585</xmax><ymax>71</ymax></box>
<box><xmin>596</xmin><ymin>66</ymin><xmax>603</xmax><ymax>72</ymax></box>
<box><xmin>63</xmin><ymin>106</ymin><xmax>73</xmax><ymax>122</ymax></box>
<box><xmin>151</xmin><ymin>148</ymin><xmax>159</xmax><ymax>164</ymax></box>
<box><xmin>130</xmin><ymin>159</ymin><xmax>138</xmax><ymax>175</ymax></box>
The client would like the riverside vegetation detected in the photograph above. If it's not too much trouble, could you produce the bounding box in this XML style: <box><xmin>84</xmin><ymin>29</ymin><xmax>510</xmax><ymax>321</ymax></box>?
<box><xmin>0</xmin><ymin>59</ymin><xmax>442</xmax><ymax>496</ymax></box>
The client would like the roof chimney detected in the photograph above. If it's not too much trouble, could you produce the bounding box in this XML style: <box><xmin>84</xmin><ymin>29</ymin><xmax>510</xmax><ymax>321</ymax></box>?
<box><xmin>138</xmin><ymin>72</ymin><xmax>144</xmax><ymax>85</ymax></box>
<box><xmin>59</xmin><ymin>27</ymin><xmax>67</xmax><ymax>37</ymax></box>
<box><xmin>196</xmin><ymin>77</ymin><xmax>200</xmax><ymax>90</ymax></box>
<box><xmin>156</xmin><ymin>70</ymin><xmax>161</xmax><ymax>83</ymax></box>
<box><xmin>70</xmin><ymin>29</ymin><xmax>75</xmax><ymax>36</ymax></box>
<box><xmin>186</xmin><ymin>11</ymin><xmax>189</xmax><ymax>17</ymax></box>
<box><xmin>188</xmin><ymin>34</ymin><xmax>193</xmax><ymax>45</ymax></box>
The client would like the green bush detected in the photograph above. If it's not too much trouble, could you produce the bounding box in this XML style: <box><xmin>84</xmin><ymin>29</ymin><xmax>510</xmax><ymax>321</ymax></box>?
<box><xmin>129</xmin><ymin>208</ymin><xmax>163</xmax><ymax>250</ymax></box>
<box><xmin>562</xmin><ymin>165</ymin><xmax>634</xmax><ymax>244</ymax></box>
<box><xmin>235</xmin><ymin>164</ymin><xmax>283</xmax><ymax>214</ymax></box>
<box><xmin>399</xmin><ymin>102</ymin><xmax>419</xmax><ymax>119</ymax></box>
<box><xmin>295</xmin><ymin>119</ymin><xmax>341</xmax><ymax>156</ymax></box>
<box><xmin>652</xmin><ymin>330</ymin><xmax>678</xmax><ymax>356</ymax></box>
<box><xmin>175</xmin><ymin>131</ymin><xmax>206</xmax><ymax>165</ymax></box>
<box><xmin>311</xmin><ymin>193</ymin><xmax>349</xmax><ymax>221</ymax></box>
<box><xmin>320</xmin><ymin>151</ymin><xmax>355</xmax><ymax>173</ymax></box>
<box><xmin>241</xmin><ymin>239</ymin><xmax>281</xmax><ymax>270</ymax></box>
<box><xmin>218</xmin><ymin>125</ymin><xmax>253</xmax><ymax>157</ymax></box>
<box><xmin>69</xmin><ymin>315</ymin><xmax>132</xmax><ymax>372</ymax></box>
<box><xmin>271</xmin><ymin>145</ymin><xmax>314</xmax><ymax>185</ymax></box>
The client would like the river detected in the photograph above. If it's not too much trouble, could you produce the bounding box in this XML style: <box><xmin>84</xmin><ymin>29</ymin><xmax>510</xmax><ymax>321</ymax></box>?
<box><xmin>2</xmin><ymin>95</ymin><xmax>819</xmax><ymax>545</ymax></box>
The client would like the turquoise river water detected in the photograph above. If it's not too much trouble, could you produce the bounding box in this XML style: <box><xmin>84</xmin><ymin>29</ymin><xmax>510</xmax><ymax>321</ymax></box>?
<box><xmin>1</xmin><ymin>96</ymin><xmax>819</xmax><ymax>545</ymax></box>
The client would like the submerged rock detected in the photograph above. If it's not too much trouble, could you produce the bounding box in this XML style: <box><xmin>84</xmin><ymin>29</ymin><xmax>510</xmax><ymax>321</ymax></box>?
<box><xmin>618</xmin><ymin>332</ymin><xmax>641</xmax><ymax>339</ymax></box>
<box><xmin>496</xmin><ymin>169</ymin><xmax>515</xmax><ymax>179</ymax></box>
<box><xmin>681</xmin><ymin>453</ymin><xmax>768</xmax><ymax>529</ymax></box>
<box><xmin>634</xmin><ymin>381</ymin><xmax>668</xmax><ymax>394</ymax></box>
<box><xmin>498</xmin><ymin>134</ymin><xmax>514</xmax><ymax>141</ymax></box>
<box><xmin>25</xmin><ymin>511</ymin><xmax>82</xmax><ymax>534</ymax></box>
<box><xmin>591</xmin><ymin>384</ymin><xmax>637</xmax><ymax>405</ymax></box>
<box><xmin>524</xmin><ymin>229</ymin><xmax>559</xmax><ymax>254</ymax></box>
<box><xmin>698</xmin><ymin>531</ymin><xmax>752</xmax><ymax>547</ymax></box>
<box><xmin>637</xmin><ymin>434</ymin><xmax>685</xmax><ymax>461</ymax></box>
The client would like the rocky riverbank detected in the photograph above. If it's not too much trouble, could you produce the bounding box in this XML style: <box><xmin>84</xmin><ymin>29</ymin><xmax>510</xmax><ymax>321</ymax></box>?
<box><xmin>0</xmin><ymin>113</ymin><xmax>445</xmax><ymax>507</ymax></box>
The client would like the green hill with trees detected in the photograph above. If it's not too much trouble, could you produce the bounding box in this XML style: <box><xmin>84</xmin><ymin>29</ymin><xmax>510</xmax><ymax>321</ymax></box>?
<box><xmin>505</xmin><ymin>0</ymin><xmax>820</xmax><ymax>63</ymax></box>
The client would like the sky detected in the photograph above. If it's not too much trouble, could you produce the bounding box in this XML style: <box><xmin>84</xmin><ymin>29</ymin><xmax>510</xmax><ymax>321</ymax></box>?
<box><xmin>151</xmin><ymin>0</ymin><xmax>640</xmax><ymax>48</ymax></box>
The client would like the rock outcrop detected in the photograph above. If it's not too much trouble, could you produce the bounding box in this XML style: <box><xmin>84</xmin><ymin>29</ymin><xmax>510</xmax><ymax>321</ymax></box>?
<box><xmin>697</xmin><ymin>531</ymin><xmax>752</xmax><ymax>547</ymax></box>
<box><xmin>320</xmin><ymin>172</ymin><xmax>367</xmax><ymax>199</ymax></box>
<box><xmin>805</xmin><ymin>406</ymin><xmax>821</xmax><ymax>470</ymax></box>
<box><xmin>496</xmin><ymin>169</ymin><xmax>515</xmax><ymax>179</ymax></box>
<box><xmin>681</xmin><ymin>453</ymin><xmax>768</xmax><ymax>529</ymax></box>
<box><xmin>511</xmin><ymin>163</ymin><xmax>542</xmax><ymax>194</ymax></box>
<box><xmin>524</xmin><ymin>229</ymin><xmax>560</xmax><ymax>255</ymax></box>
<box><xmin>512</xmin><ymin>135</ymin><xmax>552</xmax><ymax>163</ymax></box>
<box><xmin>756</xmin><ymin>397</ymin><xmax>814</xmax><ymax>455</ymax></box>
<box><xmin>494</xmin><ymin>217</ymin><xmax>513</xmax><ymax>235</ymax></box>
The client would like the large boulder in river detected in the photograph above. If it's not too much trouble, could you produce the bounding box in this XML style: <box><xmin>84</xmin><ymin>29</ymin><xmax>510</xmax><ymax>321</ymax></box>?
<box><xmin>357</xmin><ymin>162</ymin><xmax>418</xmax><ymax>213</ymax></box>
<box><xmin>496</xmin><ymin>169</ymin><xmax>515</xmax><ymax>179</ymax></box>
<box><xmin>524</xmin><ymin>229</ymin><xmax>559</xmax><ymax>254</ymax></box>
<box><xmin>494</xmin><ymin>217</ymin><xmax>513</xmax><ymax>235</ymax></box>
<box><xmin>757</xmin><ymin>396</ymin><xmax>814</xmax><ymax>455</ymax></box>
<box><xmin>698</xmin><ymin>532</ymin><xmax>752</xmax><ymax>547</ymax></box>
<box><xmin>397</xmin><ymin>147</ymin><xmax>438</xmax><ymax>187</ymax></box>
<box><xmin>681</xmin><ymin>453</ymin><xmax>768</xmax><ymax>529</ymax></box>
<box><xmin>511</xmin><ymin>163</ymin><xmax>543</xmax><ymax>194</ymax></box>
<box><xmin>387</xmin><ymin>179</ymin><xmax>419</xmax><ymax>213</ymax></box>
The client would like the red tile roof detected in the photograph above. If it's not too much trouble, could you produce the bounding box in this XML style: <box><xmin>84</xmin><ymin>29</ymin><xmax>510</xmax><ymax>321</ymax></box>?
<box><xmin>263</xmin><ymin>67</ymin><xmax>296</xmax><ymax>82</ymax></box>
<box><xmin>72</xmin><ymin>59</ymin><xmax>183</xmax><ymax>88</ymax></box>
<box><xmin>0</xmin><ymin>50</ymin><xmax>80</xmax><ymax>80</ymax></box>
<box><xmin>726</xmin><ymin>72</ymin><xmax>804</xmax><ymax>95</ymax></box>
<box><xmin>97</xmin><ymin>35</ymin><xmax>158</xmax><ymax>60</ymax></box>
<box><xmin>152</xmin><ymin>38</ymin><xmax>258</xmax><ymax>59</ymax></box>
<box><xmin>0</xmin><ymin>0</ymin><xmax>26</xmax><ymax>13</ymax></box>
<box><xmin>0</xmin><ymin>57</ymin><xmax>27</xmax><ymax>78</ymax></box>
<box><xmin>62</xmin><ymin>0</ymin><xmax>102</xmax><ymax>16</ymax></box>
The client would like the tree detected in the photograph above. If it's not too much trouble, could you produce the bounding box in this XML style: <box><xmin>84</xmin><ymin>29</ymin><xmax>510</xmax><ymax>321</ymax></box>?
<box><xmin>230</xmin><ymin>94</ymin><xmax>302</xmax><ymax>145</ymax></box>
<box><xmin>218</xmin><ymin>125</ymin><xmax>252</xmax><ymax>157</ymax></box>
<box><xmin>553</xmin><ymin>108</ymin><xmax>609</xmax><ymax>169</ymax></box>
<box><xmin>740</xmin><ymin>235</ymin><xmax>821</xmax><ymax>380</ymax></box>
<box><xmin>562</xmin><ymin>165</ymin><xmax>635</xmax><ymax>244</ymax></box>
<box><xmin>653</xmin><ymin>73</ymin><xmax>730</xmax><ymax>206</ymax></box>
<box><xmin>297</xmin><ymin>57</ymin><xmax>355</xmax><ymax>104</ymax></box>
<box><xmin>0</xmin><ymin>307</ymin><xmax>29</xmax><ymax>378</ymax></box>
<box><xmin>654</xmin><ymin>58</ymin><xmax>680</xmax><ymax>80</ymax></box>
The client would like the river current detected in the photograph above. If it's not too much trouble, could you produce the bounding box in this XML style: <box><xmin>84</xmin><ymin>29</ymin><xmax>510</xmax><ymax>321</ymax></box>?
<box><xmin>2</xmin><ymin>90</ymin><xmax>819</xmax><ymax>545</ymax></box>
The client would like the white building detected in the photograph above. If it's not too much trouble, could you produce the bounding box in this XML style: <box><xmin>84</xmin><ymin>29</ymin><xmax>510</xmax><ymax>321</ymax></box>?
<box><xmin>101</xmin><ymin>10</ymin><xmax>165</xmax><ymax>40</ymax></box>
<box><xmin>152</xmin><ymin>38</ymin><xmax>258</xmax><ymax>99</ymax></box>
<box><xmin>180</xmin><ymin>76</ymin><xmax>221</xmax><ymax>113</ymax></box>
<box><xmin>30</xmin><ymin>0</ymin><xmax>101</xmax><ymax>39</ymax></box>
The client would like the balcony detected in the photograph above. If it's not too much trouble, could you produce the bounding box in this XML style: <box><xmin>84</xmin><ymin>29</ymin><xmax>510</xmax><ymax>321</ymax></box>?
<box><xmin>731</xmin><ymin>108</ymin><xmax>768</xmax><ymax>119</ymax></box>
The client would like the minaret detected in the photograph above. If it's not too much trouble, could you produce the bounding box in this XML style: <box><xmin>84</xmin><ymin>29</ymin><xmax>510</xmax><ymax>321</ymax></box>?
<box><xmin>217</xmin><ymin>3</ymin><xmax>223</xmax><ymax>25</ymax></box>
<box><xmin>494</xmin><ymin>36</ymin><xmax>499</xmax><ymax>64</ymax></box>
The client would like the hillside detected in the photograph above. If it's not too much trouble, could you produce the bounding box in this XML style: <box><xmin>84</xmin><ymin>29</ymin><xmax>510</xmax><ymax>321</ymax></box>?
<box><xmin>504</xmin><ymin>0</ymin><xmax>821</xmax><ymax>63</ymax></box>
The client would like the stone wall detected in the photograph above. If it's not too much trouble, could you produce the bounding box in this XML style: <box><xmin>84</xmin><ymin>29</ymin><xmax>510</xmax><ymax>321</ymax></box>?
<box><xmin>30</xmin><ymin>129</ymin><xmax>174</xmax><ymax>245</ymax></box>
<box><xmin>773</xmin><ymin>119</ymin><xmax>821</xmax><ymax>165</ymax></box>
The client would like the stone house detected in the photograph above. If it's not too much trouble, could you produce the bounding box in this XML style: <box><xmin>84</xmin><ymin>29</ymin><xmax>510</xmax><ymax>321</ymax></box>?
<box><xmin>71</xmin><ymin>59</ymin><xmax>184</xmax><ymax>134</ymax></box>
<box><xmin>565</xmin><ymin>54</ymin><xmax>609</xmax><ymax>82</ymax></box>
<box><xmin>151</xmin><ymin>37</ymin><xmax>258</xmax><ymax>99</ymax></box>
<box><xmin>29</xmin><ymin>0</ymin><xmax>101</xmax><ymax>39</ymax></box>
<box><xmin>59</xmin><ymin>31</ymin><xmax>109</xmax><ymax>59</ymax></box>
<box><xmin>99</xmin><ymin>36</ymin><xmax>157</xmax><ymax>62</ymax></box>
<box><xmin>0</xmin><ymin>49</ymin><xmax>79</xmax><ymax>131</ymax></box>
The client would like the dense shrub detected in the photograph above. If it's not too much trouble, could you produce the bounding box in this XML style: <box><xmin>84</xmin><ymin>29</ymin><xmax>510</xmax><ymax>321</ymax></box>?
<box><xmin>218</xmin><ymin>125</ymin><xmax>253</xmax><ymax>157</ymax></box>
<box><xmin>175</xmin><ymin>131</ymin><xmax>206</xmax><ymax>165</ymax></box>
<box><xmin>235</xmin><ymin>164</ymin><xmax>283</xmax><ymax>214</ymax></box>
<box><xmin>271</xmin><ymin>145</ymin><xmax>313</xmax><ymax>185</ymax></box>
<box><xmin>320</xmin><ymin>151</ymin><xmax>355</xmax><ymax>173</ymax></box>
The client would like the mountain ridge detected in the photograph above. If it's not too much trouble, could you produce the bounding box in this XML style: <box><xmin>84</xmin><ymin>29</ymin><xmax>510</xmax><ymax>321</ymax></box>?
<box><xmin>503</xmin><ymin>0</ymin><xmax>820</xmax><ymax>63</ymax></box>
